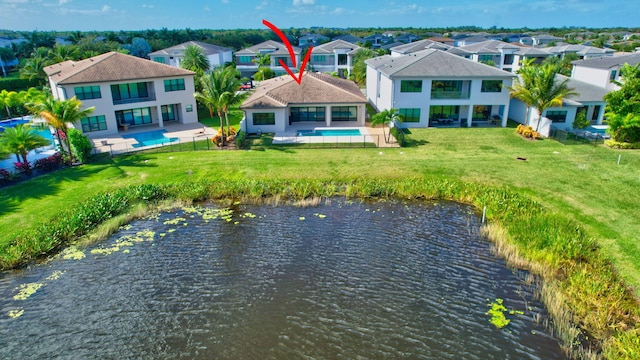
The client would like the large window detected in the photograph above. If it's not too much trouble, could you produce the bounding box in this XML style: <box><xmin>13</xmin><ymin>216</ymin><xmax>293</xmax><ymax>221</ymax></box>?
<box><xmin>238</xmin><ymin>56</ymin><xmax>252</xmax><ymax>63</ymax></box>
<box><xmin>290</xmin><ymin>107</ymin><xmax>325</xmax><ymax>122</ymax></box>
<box><xmin>164</xmin><ymin>79</ymin><xmax>185</xmax><ymax>92</ymax></box>
<box><xmin>429</xmin><ymin>105</ymin><xmax>459</xmax><ymax>121</ymax></box>
<box><xmin>472</xmin><ymin>105</ymin><xmax>491</xmax><ymax>121</ymax></box>
<box><xmin>111</xmin><ymin>82</ymin><xmax>149</xmax><ymax>102</ymax></box>
<box><xmin>431</xmin><ymin>80</ymin><xmax>468</xmax><ymax>99</ymax></box>
<box><xmin>545</xmin><ymin>110</ymin><xmax>567</xmax><ymax>123</ymax></box>
<box><xmin>80</xmin><ymin>115</ymin><xmax>107</xmax><ymax>132</ymax></box>
<box><xmin>153</xmin><ymin>57</ymin><xmax>166</xmax><ymax>64</ymax></box>
<box><xmin>253</xmin><ymin>113</ymin><xmax>275</xmax><ymax>125</ymax></box>
<box><xmin>313</xmin><ymin>55</ymin><xmax>326</xmax><ymax>62</ymax></box>
<box><xmin>115</xmin><ymin>107</ymin><xmax>152</xmax><ymax>126</ymax></box>
<box><xmin>481</xmin><ymin>80</ymin><xmax>503</xmax><ymax>93</ymax></box>
<box><xmin>479</xmin><ymin>54</ymin><xmax>493</xmax><ymax>62</ymax></box>
<box><xmin>74</xmin><ymin>86</ymin><xmax>101</xmax><ymax>100</ymax></box>
<box><xmin>592</xmin><ymin>105</ymin><xmax>601</xmax><ymax>121</ymax></box>
<box><xmin>331</xmin><ymin>106</ymin><xmax>357</xmax><ymax>122</ymax></box>
<box><xmin>161</xmin><ymin>105</ymin><xmax>177</xmax><ymax>122</ymax></box>
<box><xmin>610</xmin><ymin>70</ymin><xmax>617</xmax><ymax>81</ymax></box>
<box><xmin>400</xmin><ymin>80</ymin><xmax>422</xmax><ymax>92</ymax></box>
<box><xmin>399</xmin><ymin>108</ymin><xmax>421</xmax><ymax>123</ymax></box>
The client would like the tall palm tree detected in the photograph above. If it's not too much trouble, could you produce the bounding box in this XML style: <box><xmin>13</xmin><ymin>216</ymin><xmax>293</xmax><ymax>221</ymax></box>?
<box><xmin>19</xmin><ymin>55</ymin><xmax>48</xmax><ymax>87</ymax></box>
<box><xmin>181</xmin><ymin>45</ymin><xmax>210</xmax><ymax>73</ymax></box>
<box><xmin>508</xmin><ymin>65</ymin><xmax>537</xmax><ymax>128</ymax></box>
<box><xmin>370</xmin><ymin>108</ymin><xmax>404</xmax><ymax>143</ymax></box>
<box><xmin>0</xmin><ymin>47</ymin><xmax>16</xmax><ymax>78</ymax></box>
<box><xmin>48</xmin><ymin>44</ymin><xmax>81</xmax><ymax>63</ymax></box>
<box><xmin>27</xmin><ymin>96</ymin><xmax>95</xmax><ymax>163</ymax></box>
<box><xmin>0</xmin><ymin>125</ymin><xmax>50</xmax><ymax>170</ymax></box>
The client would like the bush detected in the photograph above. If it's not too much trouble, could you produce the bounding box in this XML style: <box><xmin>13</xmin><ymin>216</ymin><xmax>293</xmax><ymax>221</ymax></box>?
<box><xmin>235</xmin><ymin>130</ymin><xmax>246</xmax><ymax>148</ymax></box>
<box><xmin>13</xmin><ymin>161</ymin><xmax>31</xmax><ymax>175</ymax></box>
<box><xmin>0</xmin><ymin>168</ymin><xmax>16</xmax><ymax>186</ymax></box>
<box><xmin>33</xmin><ymin>153</ymin><xmax>64</xmax><ymax>173</ymax></box>
<box><xmin>0</xmin><ymin>77</ymin><xmax>40</xmax><ymax>92</ymax></box>
<box><xmin>68</xmin><ymin>128</ymin><xmax>93</xmax><ymax>163</ymax></box>
<box><xmin>516</xmin><ymin>124</ymin><xmax>540</xmax><ymax>139</ymax></box>
<box><xmin>604</xmin><ymin>140</ymin><xmax>640</xmax><ymax>149</ymax></box>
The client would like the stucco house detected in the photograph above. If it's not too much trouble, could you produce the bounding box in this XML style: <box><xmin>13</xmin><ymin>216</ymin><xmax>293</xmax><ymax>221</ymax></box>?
<box><xmin>455</xmin><ymin>40</ymin><xmax>520</xmax><ymax>72</ymax></box>
<box><xmin>390</xmin><ymin>39</ymin><xmax>454</xmax><ymax>56</ymax></box>
<box><xmin>44</xmin><ymin>52</ymin><xmax>198</xmax><ymax>137</ymax></box>
<box><xmin>235</xmin><ymin>40</ymin><xmax>301</xmax><ymax>78</ymax></box>
<box><xmin>571</xmin><ymin>52</ymin><xmax>640</xmax><ymax>90</ymax></box>
<box><xmin>298</xmin><ymin>33</ymin><xmax>330</xmax><ymax>47</ymax></box>
<box><xmin>308</xmin><ymin>40</ymin><xmax>361</xmax><ymax>78</ymax></box>
<box><xmin>545</xmin><ymin>44</ymin><xmax>615</xmax><ymax>60</ymax></box>
<box><xmin>532</xmin><ymin>34</ymin><xmax>563</xmax><ymax>46</ymax></box>
<box><xmin>509</xmin><ymin>75</ymin><xmax>610</xmax><ymax>135</ymax></box>
<box><xmin>148</xmin><ymin>41</ymin><xmax>233</xmax><ymax>70</ymax></box>
<box><xmin>240</xmin><ymin>72</ymin><xmax>368</xmax><ymax>134</ymax></box>
<box><xmin>366</xmin><ymin>49</ymin><xmax>515</xmax><ymax>128</ymax></box>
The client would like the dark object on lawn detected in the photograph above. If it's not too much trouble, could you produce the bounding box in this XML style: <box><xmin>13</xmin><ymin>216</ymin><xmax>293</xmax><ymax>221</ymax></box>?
<box><xmin>516</xmin><ymin>157</ymin><xmax>527</xmax><ymax>161</ymax></box>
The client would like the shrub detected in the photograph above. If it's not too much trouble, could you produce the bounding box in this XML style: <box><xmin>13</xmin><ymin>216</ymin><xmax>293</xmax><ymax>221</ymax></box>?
<box><xmin>0</xmin><ymin>168</ymin><xmax>16</xmax><ymax>185</ymax></box>
<box><xmin>235</xmin><ymin>130</ymin><xmax>246</xmax><ymax>149</ymax></box>
<box><xmin>68</xmin><ymin>128</ymin><xmax>93</xmax><ymax>163</ymax></box>
<box><xmin>604</xmin><ymin>140</ymin><xmax>640</xmax><ymax>149</ymax></box>
<box><xmin>13</xmin><ymin>161</ymin><xmax>31</xmax><ymax>175</ymax></box>
<box><xmin>33</xmin><ymin>153</ymin><xmax>63</xmax><ymax>173</ymax></box>
<box><xmin>516</xmin><ymin>124</ymin><xmax>540</xmax><ymax>140</ymax></box>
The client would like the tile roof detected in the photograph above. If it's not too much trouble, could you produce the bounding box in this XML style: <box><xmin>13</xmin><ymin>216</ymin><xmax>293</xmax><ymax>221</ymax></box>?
<box><xmin>44</xmin><ymin>52</ymin><xmax>195</xmax><ymax>85</ymax></box>
<box><xmin>571</xmin><ymin>52</ymin><xmax>640</xmax><ymax>69</ymax></box>
<box><xmin>311</xmin><ymin>39</ymin><xmax>361</xmax><ymax>55</ymax></box>
<box><xmin>241</xmin><ymin>72</ymin><xmax>367</xmax><ymax>109</ymax></box>
<box><xmin>235</xmin><ymin>40</ymin><xmax>301</xmax><ymax>56</ymax></box>
<box><xmin>365</xmin><ymin>49</ymin><xmax>515</xmax><ymax>78</ymax></box>
<box><xmin>148</xmin><ymin>41</ymin><xmax>232</xmax><ymax>57</ymax></box>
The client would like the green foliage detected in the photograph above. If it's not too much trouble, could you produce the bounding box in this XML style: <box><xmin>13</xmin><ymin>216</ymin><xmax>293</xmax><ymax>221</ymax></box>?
<box><xmin>605</xmin><ymin>63</ymin><xmax>640</xmax><ymax>143</ymax></box>
<box><xmin>0</xmin><ymin>124</ymin><xmax>50</xmax><ymax>165</ymax></box>
<box><xmin>68</xmin><ymin>128</ymin><xmax>93</xmax><ymax>163</ymax></box>
<box><xmin>235</xmin><ymin>130</ymin><xmax>246</xmax><ymax>149</ymax></box>
<box><xmin>0</xmin><ymin>77</ymin><xmax>40</xmax><ymax>92</ymax></box>
<box><xmin>253</xmin><ymin>67</ymin><xmax>274</xmax><ymax>81</ymax></box>
<box><xmin>572</xmin><ymin>108</ymin><xmax>589</xmax><ymax>129</ymax></box>
<box><xmin>604</xmin><ymin>139</ymin><xmax>640</xmax><ymax>149</ymax></box>
<box><xmin>606</xmin><ymin>113</ymin><xmax>640</xmax><ymax>143</ymax></box>
<box><xmin>180</xmin><ymin>44</ymin><xmax>210</xmax><ymax>73</ymax></box>
<box><xmin>486</xmin><ymin>298</ymin><xmax>510</xmax><ymax>328</ymax></box>
<box><xmin>350</xmin><ymin>48</ymin><xmax>375</xmax><ymax>86</ymax></box>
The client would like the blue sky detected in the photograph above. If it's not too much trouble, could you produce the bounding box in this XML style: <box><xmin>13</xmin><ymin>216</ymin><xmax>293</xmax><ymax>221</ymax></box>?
<box><xmin>1</xmin><ymin>0</ymin><xmax>638</xmax><ymax>32</ymax></box>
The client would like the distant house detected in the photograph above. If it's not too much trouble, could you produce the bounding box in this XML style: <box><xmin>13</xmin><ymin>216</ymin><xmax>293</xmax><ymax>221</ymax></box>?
<box><xmin>395</xmin><ymin>33</ymin><xmax>421</xmax><ymax>44</ymax></box>
<box><xmin>363</xmin><ymin>34</ymin><xmax>392</xmax><ymax>48</ymax></box>
<box><xmin>532</xmin><ymin>34</ymin><xmax>563</xmax><ymax>46</ymax></box>
<box><xmin>235</xmin><ymin>40</ymin><xmax>301</xmax><ymax>78</ymax></box>
<box><xmin>518</xmin><ymin>37</ymin><xmax>535</xmax><ymax>46</ymax></box>
<box><xmin>298</xmin><ymin>33</ymin><xmax>330</xmax><ymax>47</ymax></box>
<box><xmin>366</xmin><ymin>49</ymin><xmax>514</xmax><ymax>128</ymax></box>
<box><xmin>148</xmin><ymin>41</ymin><xmax>233</xmax><ymax>70</ymax></box>
<box><xmin>44</xmin><ymin>52</ymin><xmax>198</xmax><ymax>136</ymax></box>
<box><xmin>511</xmin><ymin>46</ymin><xmax>554</xmax><ymax>72</ymax></box>
<box><xmin>427</xmin><ymin>37</ymin><xmax>455</xmax><ymax>46</ymax></box>
<box><xmin>510</xmin><ymin>75</ymin><xmax>609</xmax><ymax>135</ymax></box>
<box><xmin>309</xmin><ymin>39</ymin><xmax>361</xmax><ymax>78</ymax></box>
<box><xmin>571</xmin><ymin>53</ymin><xmax>640</xmax><ymax>90</ymax></box>
<box><xmin>240</xmin><ymin>72</ymin><xmax>368</xmax><ymax>134</ymax></box>
<box><xmin>455</xmin><ymin>40</ymin><xmax>521</xmax><ymax>72</ymax></box>
<box><xmin>545</xmin><ymin>44</ymin><xmax>615</xmax><ymax>59</ymax></box>
<box><xmin>332</xmin><ymin>34</ymin><xmax>364</xmax><ymax>44</ymax></box>
<box><xmin>390</xmin><ymin>39</ymin><xmax>454</xmax><ymax>56</ymax></box>
<box><xmin>454</xmin><ymin>36</ymin><xmax>488</xmax><ymax>47</ymax></box>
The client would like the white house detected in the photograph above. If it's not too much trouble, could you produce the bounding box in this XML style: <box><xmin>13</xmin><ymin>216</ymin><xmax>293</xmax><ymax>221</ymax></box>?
<box><xmin>509</xmin><ymin>75</ymin><xmax>610</xmax><ymax>135</ymax></box>
<box><xmin>571</xmin><ymin>53</ymin><xmax>640</xmax><ymax>90</ymax></box>
<box><xmin>148</xmin><ymin>41</ymin><xmax>233</xmax><ymax>70</ymax></box>
<box><xmin>366</xmin><ymin>49</ymin><xmax>515</xmax><ymax>128</ymax></box>
<box><xmin>235</xmin><ymin>40</ymin><xmax>301</xmax><ymax>78</ymax></box>
<box><xmin>308</xmin><ymin>40</ymin><xmax>361</xmax><ymax>78</ymax></box>
<box><xmin>545</xmin><ymin>44</ymin><xmax>615</xmax><ymax>60</ymax></box>
<box><xmin>240</xmin><ymin>72</ymin><xmax>368</xmax><ymax>134</ymax></box>
<box><xmin>455</xmin><ymin>40</ymin><xmax>521</xmax><ymax>72</ymax></box>
<box><xmin>390</xmin><ymin>39</ymin><xmax>454</xmax><ymax>57</ymax></box>
<box><xmin>532</xmin><ymin>34</ymin><xmax>563</xmax><ymax>46</ymax></box>
<box><xmin>44</xmin><ymin>52</ymin><xmax>198</xmax><ymax>137</ymax></box>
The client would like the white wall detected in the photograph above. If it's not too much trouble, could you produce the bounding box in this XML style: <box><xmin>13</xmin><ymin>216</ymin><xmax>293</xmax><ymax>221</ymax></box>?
<box><xmin>243</xmin><ymin>108</ymin><xmax>287</xmax><ymax>134</ymax></box>
<box><xmin>571</xmin><ymin>65</ymin><xmax>612</xmax><ymax>89</ymax></box>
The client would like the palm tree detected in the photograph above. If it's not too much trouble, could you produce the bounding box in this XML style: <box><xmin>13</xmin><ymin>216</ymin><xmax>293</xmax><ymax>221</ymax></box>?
<box><xmin>0</xmin><ymin>125</ymin><xmax>50</xmax><ymax>172</ymax></box>
<box><xmin>508</xmin><ymin>65</ymin><xmax>537</xmax><ymax>129</ymax></box>
<box><xmin>27</xmin><ymin>96</ymin><xmax>95</xmax><ymax>163</ymax></box>
<box><xmin>0</xmin><ymin>90</ymin><xmax>20</xmax><ymax>119</ymax></box>
<box><xmin>252</xmin><ymin>54</ymin><xmax>274</xmax><ymax>81</ymax></box>
<box><xmin>370</xmin><ymin>108</ymin><xmax>404</xmax><ymax>143</ymax></box>
<box><xmin>181</xmin><ymin>45</ymin><xmax>210</xmax><ymax>73</ymax></box>
<box><xmin>48</xmin><ymin>44</ymin><xmax>81</xmax><ymax>63</ymax></box>
<box><xmin>350</xmin><ymin>48</ymin><xmax>375</xmax><ymax>85</ymax></box>
<box><xmin>0</xmin><ymin>47</ymin><xmax>16</xmax><ymax>78</ymax></box>
<box><xmin>19</xmin><ymin>55</ymin><xmax>48</xmax><ymax>87</ymax></box>
<box><xmin>218</xmin><ymin>69</ymin><xmax>250</xmax><ymax>137</ymax></box>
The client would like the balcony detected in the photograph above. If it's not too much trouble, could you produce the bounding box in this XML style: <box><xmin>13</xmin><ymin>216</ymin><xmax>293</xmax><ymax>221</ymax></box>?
<box><xmin>430</xmin><ymin>91</ymin><xmax>470</xmax><ymax>100</ymax></box>
<box><xmin>112</xmin><ymin>95</ymin><xmax>156</xmax><ymax>106</ymax></box>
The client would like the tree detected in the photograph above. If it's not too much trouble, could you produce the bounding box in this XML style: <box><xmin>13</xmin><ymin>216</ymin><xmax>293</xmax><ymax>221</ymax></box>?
<box><xmin>350</xmin><ymin>48</ymin><xmax>375</xmax><ymax>86</ymax></box>
<box><xmin>0</xmin><ymin>90</ymin><xmax>21</xmax><ymax>119</ymax></box>
<box><xmin>48</xmin><ymin>44</ymin><xmax>81</xmax><ymax>63</ymax></box>
<box><xmin>0</xmin><ymin>125</ymin><xmax>50</xmax><ymax>173</ymax></box>
<box><xmin>19</xmin><ymin>53</ymin><xmax>48</xmax><ymax>87</ymax></box>
<box><xmin>27</xmin><ymin>97</ymin><xmax>95</xmax><ymax>163</ymax></box>
<box><xmin>181</xmin><ymin>45</ymin><xmax>210</xmax><ymax>73</ymax></box>
<box><xmin>0</xmin><ymin>47</ymin><xmax>16</xmax><ymax>78</ymax></box>
<box><xmin>252</xmin><ymin>54</ymin><xmax>274</xmax><ymax>81</ymax></box>
<box><xmin>604</xmin><ymin>63</ymin><xmax>640</xmax><ymax>142</ymax></box>
<box><xmin>370</xmin><ymin>108</ymin><xmax>404</xmax><ymax>143</ymax></box>
<box><xmin>123</xmin><ymin>37</ymin><xmax>152</xmax><ymax>58</ymax></box>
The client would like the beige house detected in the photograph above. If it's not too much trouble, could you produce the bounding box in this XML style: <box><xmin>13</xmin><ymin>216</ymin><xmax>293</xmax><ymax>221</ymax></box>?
<box><xmin>44</xmin><ymin>52</ymin><xmax>198</xmax><ymax>136</ymax></box>
<box><xmin>240</xmin><ymin>72</ymin><xmax>368</xmax><ymax>134</ymax></box>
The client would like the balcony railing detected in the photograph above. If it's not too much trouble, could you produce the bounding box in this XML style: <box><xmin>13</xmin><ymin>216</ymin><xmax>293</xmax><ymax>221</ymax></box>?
<box><xmin>112</xmin><ymin>95</ymin><xmax>156</xmax><ymax>106</ymax></box>
<box><xmin>430</xmin><ymin>91</ymin><xmax>470</xmax><ymax>100</ymax></box>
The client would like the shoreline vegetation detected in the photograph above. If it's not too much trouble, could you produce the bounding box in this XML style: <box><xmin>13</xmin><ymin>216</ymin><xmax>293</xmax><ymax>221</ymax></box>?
<box><xmin>1</xmin><ymin>126</ymin><xmax>639</xmax><ymax>358</ymax></box>
<box><xmin>1</xmin><ymin>179</ymin><xmax>639</xmax><ymax>358</ymax></box>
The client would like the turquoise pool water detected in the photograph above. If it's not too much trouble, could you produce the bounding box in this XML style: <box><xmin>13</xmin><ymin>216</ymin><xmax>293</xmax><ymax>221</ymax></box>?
<box><xmin>297</xmin><ymin>129</ymin><xmax>362</xmax><ymax>137</ymax></box>
<box><xmin>0</xmin><ymin>119</ymin><xmax>30</xmax><ymax>132</ymax></box>
<box><xmin>123</xmin><ymin>130</ymin><xmax>178</xmax><ymax>148</ymax></box>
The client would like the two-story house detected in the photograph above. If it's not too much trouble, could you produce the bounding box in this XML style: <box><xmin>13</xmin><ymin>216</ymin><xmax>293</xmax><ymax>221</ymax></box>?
<box><xmin>366</xmin><ymin>49</ymin><xmax>514</xmax><ymax>128</ymax></box>
<box><xmin>235</xmin><ymin>40</ymin><xmax>301</xmax><ymax>78</ymax></box>
<box><xmin>308</xmin><ymin>40</ymin><xmax>361</xmax><ymax>78</ymax></box>
<box><xmin>44</xmin><ymin>52</ymin><xmax>198</xmax><ymax>137</ymax></box>
<box><xmin>148</xmin><ymin>41</ymin><xmax>233</xmax><ymax>70</ymax></box>
<box><xmin>298</xmin><ymin>33</ymin><xmax>330</xmax><ymax>47</ymax></box>
<box><xmin>545</xmin><ymin>44</ymin><xmax>615</xmax><ymax>60</ymax></box>
<box><xmin>455</xmin><ymin>40</ymin><xmax>520</xmax><ymax>72</ymax></box>
<box><xmin>390</xmin><ymin>39</ymin><xmax>454</xmax><ymax>56</ymax></box>
<box><xmin>571</xmin><ymin>52</ymin><xmax>640</xmax><ymax>90</ymax></box>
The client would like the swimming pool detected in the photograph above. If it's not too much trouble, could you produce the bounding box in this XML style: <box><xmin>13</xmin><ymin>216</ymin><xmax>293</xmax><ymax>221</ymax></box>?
<box><xmin>0</xmin><ymin>118</ymin><xmax>30</xmax><ymax>132</ymax></box>
<box><xmin>297</xmin><ymin>129</ymin><xmax>363</xmax><ymax>137</ymax></box>
<box><xmin>123</xmin><ymin>130</ymin><xmax>179</xmax><ymax>148</ymax></box>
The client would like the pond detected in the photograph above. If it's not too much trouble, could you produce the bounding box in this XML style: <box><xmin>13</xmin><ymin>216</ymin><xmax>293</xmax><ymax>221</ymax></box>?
<box><xmin>0</xmin><ymin>200</ymin><xmax>565</xmax><ymax>359</ymax></box>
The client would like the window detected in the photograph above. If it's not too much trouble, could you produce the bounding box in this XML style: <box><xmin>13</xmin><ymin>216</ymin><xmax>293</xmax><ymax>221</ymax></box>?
<box><xmin>399</xmin><ymin>108</ymin><xmax>420</xmax><ymax>123</ymax></box>
<box><xmin>545</xmin><ymin>110</ymin><xmax>567</xmax><ymax>122</ymax></box>
<box><xmin>153</xmin><ymin>57</ymin><xmax>166</xmax><ymax>64</ymax></box>
<box><xmin>290</xmin><ymin>107</ymin><xmax>325</xmax><ymax>122</ymax></box>
<box><xmin>481</xmin><ymin>80</ymin><xmax>503</xmax><ymax>93</ymax></box>
<box><xmin>115</xmin><ymin>107</ymin><xmax>152</xmax><ymax>126</ymax></box>
<box><xmin>592</xmin><ymin>105</ymin><xmax>601</xmax><ymax>121</ymax></box>
<box><xmin>238</xmin><ymin>56</ymin><xmax>252</xmax><ymax>63</ymax></box>
<box><xmin>74</xmin><ymin>86</ymin><xmax>101</xmax><ymax>100</ymax></box>
<box><xmin>253</xmin><ymin>113</ymin><xmax>275</xmax><ymax>125</ymax></box>
<box><xmin>400</xmin><ymin>80</ymin><xmax>422</xmax><ymax>92</ymax></box>
<box><xmin>313</xmin><ymin>55</ymin><xmax>326</xmax><ymax>62</ymax></box>
<box><xmin>472</xmin><ymin>105</ymin><xmax>491</xmax><ymax>121</ymax></box>
<box><xmin>429</xmin><ymin>105</ymin><xmax>459</xmax><ymax>120</ymax></box>
<box><xmin>431</xmin><ymin>80</ymin><xmax>467</xmax><ymax>99</ymax></box>
<box><xmin>504</xmin><ymin>54</ymin><xmax>514</xmax><ymax>65</ymax></box>
<box><xmin>479</xmin><ymin>54</ymin><xmax>493</xmax><ymax>62</ymax></box>
<box><xmin>610</xmin><ymin>70</ymin><xmax>617</xmax><ymax>81</ymax></box>
<box><xmin>186</xmin><ymin>104</ymin><xmax>193</xmax><ymax>112</ymax></box>
<box><xmin>164</xmin><ymin>79</ymin><xmax>185</xmax><ymax>92</ymax></box>
<box><xmin>161</xmin><ymin>105</ymin><xmax>177</xmax><ymax>122</ymax></box>
<box><xmin>331</xmin><ymin>106</ymin><xmax>357</xmax><ymax>122</ymax></box>
<box><xmin>80</xmin><ymin>115</ymin><xmax>107</xmax><ymax>132</ymax></box>
<box><xmin>111</xmin><ymin>82</ymin><xmax>149</xmax><ymax>101</ymax></box>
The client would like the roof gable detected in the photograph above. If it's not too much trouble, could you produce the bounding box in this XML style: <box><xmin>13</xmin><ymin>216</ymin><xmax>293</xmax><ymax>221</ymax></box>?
<box><xmin>148</xmin><ymin>41</ymin><xmax>232</xmax><ymax>57</ymax></box>
<box><xmin>235</xmin><ymin>40</ymin><xmax>300</xmax><ymax>56</ymax></box>
<box><xmin>44</xmin><ymin>52</ymin><xmax>195</xmax><ymax>85</ymax></box>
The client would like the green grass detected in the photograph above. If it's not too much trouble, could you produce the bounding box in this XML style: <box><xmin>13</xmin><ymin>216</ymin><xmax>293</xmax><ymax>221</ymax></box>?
<box><xmin>197</xmin><ymin>107</ymin><xmax>244</xmax><ymax>130</ymax></box>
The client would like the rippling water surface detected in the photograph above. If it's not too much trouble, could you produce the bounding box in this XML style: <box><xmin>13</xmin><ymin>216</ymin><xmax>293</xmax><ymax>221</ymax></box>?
<box><xmin>0</xmin><ymin>200</ymin><xmax>565</xmax><ymax>359</ymax></box>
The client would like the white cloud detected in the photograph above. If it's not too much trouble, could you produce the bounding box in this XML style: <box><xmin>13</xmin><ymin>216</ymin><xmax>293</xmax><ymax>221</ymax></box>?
<box><xmin>101</xmin><ymin>5</ymin><xmax>110</xmax><ymax>12</ymax></box>
<box><xmin>221</xmin><ymin>0</ymin><xmax>229</xmax><ymax>3</ymax></box>
<box><xmin>293</xmin><ymin>0</ymin><xmax>315</xmax><ymax>6</ymax></box>
<box><xmin>204</xmin><ymin>5</ymin><xmax>210</xmax><ymax>11</ymax></box>
<box><xmin>256</xmin><ymin>0</ymin><xmax>268</xmax><ymax>10</ymax></box>
<box><xmin>142</xmin><ymin>4</ymin><xmax>155</xmax><ymax>8</ymax></box>
<box><xmin>58</xmin><ymin>0</ymin><xmax>70</xmax><ymax>4</ymax></box>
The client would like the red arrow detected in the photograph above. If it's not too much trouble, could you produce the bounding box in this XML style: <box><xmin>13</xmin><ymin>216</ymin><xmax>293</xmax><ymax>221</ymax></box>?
<box><xmin>263</xmin><ymin>19</ymin><xmax>312</xmax><ymax>85</ymax></box>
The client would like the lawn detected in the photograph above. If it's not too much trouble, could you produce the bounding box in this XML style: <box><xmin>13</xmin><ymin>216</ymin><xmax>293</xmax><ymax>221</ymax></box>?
<box><xmin>1</xmin><ymin>126</ymin><xmax>639</xmax><ymax>297</ymax></box>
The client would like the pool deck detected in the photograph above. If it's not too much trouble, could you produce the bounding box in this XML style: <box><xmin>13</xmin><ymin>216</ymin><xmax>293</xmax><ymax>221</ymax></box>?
<box><xmin>273</xmin><ymin>125</ymin><xmax>399</xmax><ymax>148</ymax></box>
